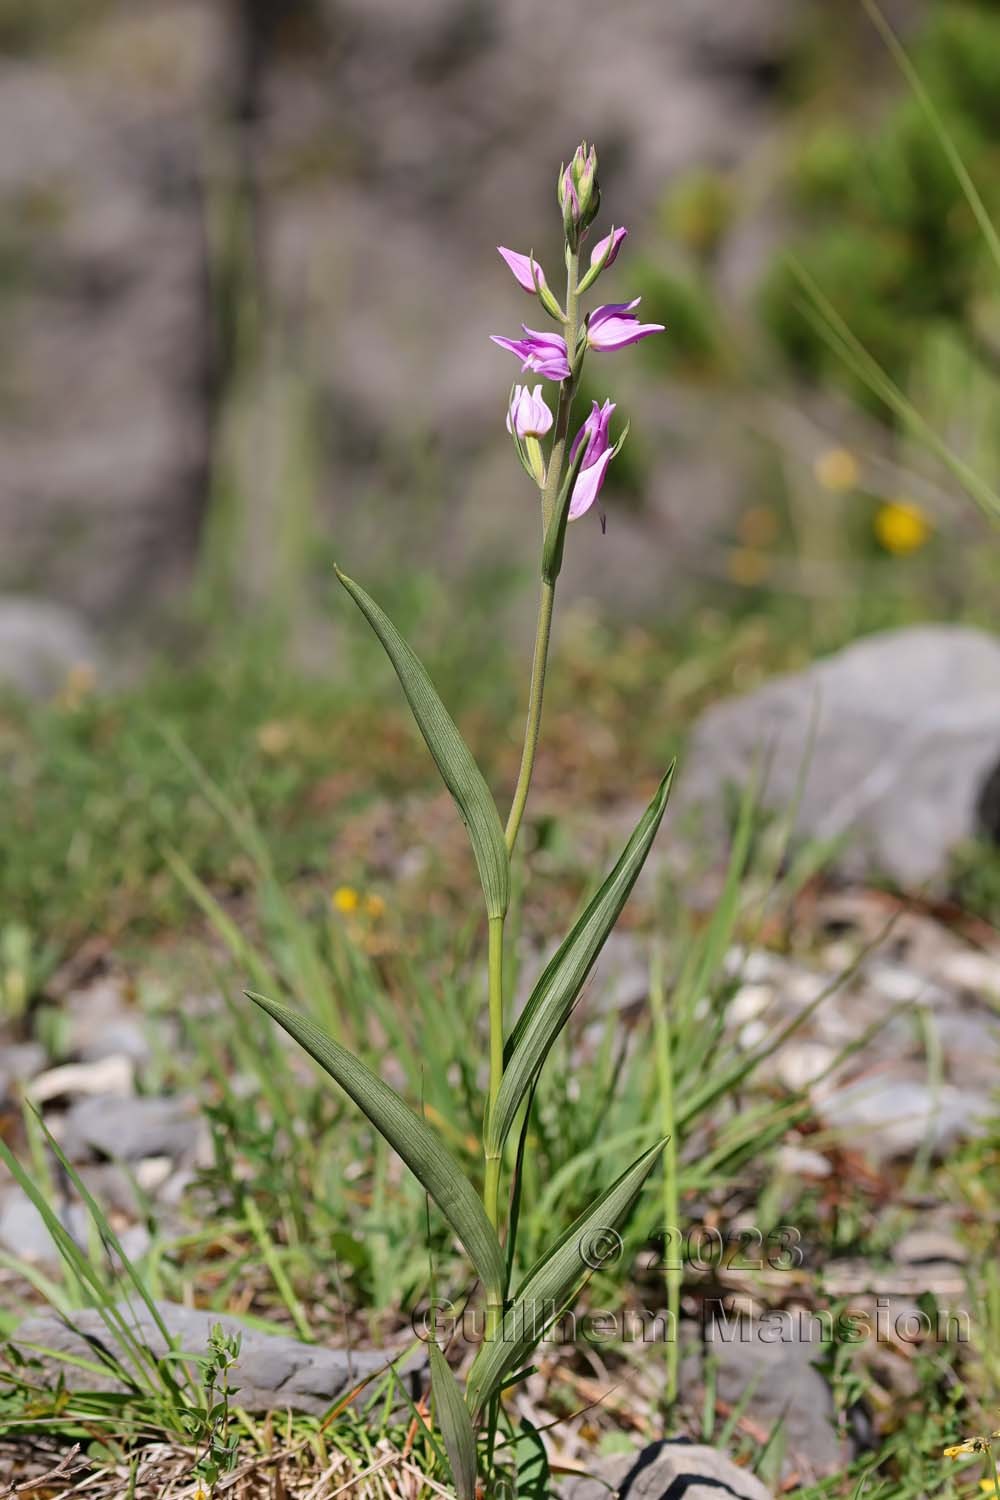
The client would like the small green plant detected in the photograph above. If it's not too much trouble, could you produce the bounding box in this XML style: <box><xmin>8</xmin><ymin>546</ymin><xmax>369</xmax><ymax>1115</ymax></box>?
<box><xmin>184</xmin><ymin>1324</ymin><xmax>243</xmax><ymax>1495</ymax></box>
<box><xmin>247</xmin><ymin>144</ymin><xmax>672</xmax><ymax>1496</ymax></box>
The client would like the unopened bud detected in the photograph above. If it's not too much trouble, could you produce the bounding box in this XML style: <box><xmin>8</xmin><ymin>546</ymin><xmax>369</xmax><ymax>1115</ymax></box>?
<box><xmin>558</xmin><ymin>142</ymin><xmax>601</xmax><ymax>248</ymax></box>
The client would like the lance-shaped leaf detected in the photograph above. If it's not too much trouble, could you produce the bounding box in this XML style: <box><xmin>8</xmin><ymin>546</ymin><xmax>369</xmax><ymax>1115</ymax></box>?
<box><xmin>248</xmin><ymin>992</ymin><xmax>505</xmax><ymax>1300</ymax></box>
<box><xmin>465</xmin><ymin>1139</ymin><xmax>665</xmax><ymax>1419</ymax></box>
<box><xmin>508</xmin><ymin>1419</ymin><xmax>550</xmax><ymax>1500</ymax></box>
<box><xmin>336</xmin><ymin>568</ymin><xmax>509</xmax><ymax>920</ymax></box>
<box><xmin>486</xmin><ymin>769</ymin><xmax>673</xmax><ymax>1155</ymax></box>
<box><xmin>429</xmin><ymin>1342</ymin><xmax>478</xmax><ymax>1500</ymax></box>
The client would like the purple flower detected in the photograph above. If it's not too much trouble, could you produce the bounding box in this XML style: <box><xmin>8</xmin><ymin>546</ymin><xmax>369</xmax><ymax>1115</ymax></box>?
<box><xmin>570</xmin><ymin>398</ymin><xmax>615</xmax><ymax>468</ymax></box>
<box><xmin>586</xmin><ymin>299</ymin><xmax>664</xmax><ymax>352</ymax></box>
<box><xmin>498</xmin><ymin>246</ymin><xmax>549</xmax><ymax>295</ymax></box>
<box><xmin>506</xmin><ymin>384</ymin><xmax>554</xmax><ymax>439</ymax></box>
<box><xmin>491</xmin><ymin>327</ymin><xmax>571</xmax><ymax>381</ymax></box>
<box><xmin>568</xmin><ymin>399</ymin><xmax>617</xmax><ymax>520</ymax></box>
<box><xmin>569</xmin><ymin>450</ymin><xmax>614</xmax><ymax>521</ymax></box>
<box><xmin>590</xmin><ymin>226</ymin><xmax>627</xmax><ymax>271</ymax></box>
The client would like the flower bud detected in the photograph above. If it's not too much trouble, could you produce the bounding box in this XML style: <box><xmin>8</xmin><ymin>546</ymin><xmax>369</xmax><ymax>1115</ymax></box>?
<box><xmin>558</xmin><ymin>141</ymin><xmax>601</xmax><ymax>248</ymax></box>
<box><xmin>506</xmin><ymin>385</ymin><xmax>552</xmax><ymax>489</ymax></box>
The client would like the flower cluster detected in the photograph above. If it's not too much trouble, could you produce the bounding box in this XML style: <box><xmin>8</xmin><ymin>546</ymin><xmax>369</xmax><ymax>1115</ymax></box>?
<box><xmin>490</xmin><ymin>142</ymin><xmax>663</xmax><ymax>526</ymax></box>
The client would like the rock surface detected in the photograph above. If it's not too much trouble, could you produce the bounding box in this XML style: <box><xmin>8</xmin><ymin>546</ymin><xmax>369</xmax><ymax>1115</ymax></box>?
<box><xmin>561</xmin><ymin>1441</ymin><xmax>772</xmax><ymax>1500</ymax></box>
<box><xmin>0</xmin><ymin>1191</ymin><xmax>89</xmax><ymax>1266</ymax></box>
<box><xmin>696</xmin><ymin>1319</ymin><xmax>852</xmax><ymax>1480</ymax></box>
<box><xmin>0</xmin><ymin>0</ymin><xmax>817</xmax><ymax>617</ymax></box>
<box><xmin>60</xmin><ymin>1095</ymin><xmax>203</xmax><ymax>1162</ymax></box>
<box><xmin>0</xmin><ymin>598</ymin><xmax>103</xmax><ymax>699</ymax></box>
<box><xmin>14</xmin><ymin>1301</ymin><xmax>426</xmax><ymax>1416</ymax></box>
<box><xmin>676</xmin><ymin>626</ymin><xmax>1000</xmax><ymax>886</ymax></box>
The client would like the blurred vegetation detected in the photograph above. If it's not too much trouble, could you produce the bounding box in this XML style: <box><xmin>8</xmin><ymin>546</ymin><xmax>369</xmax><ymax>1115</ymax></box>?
<box><xmin>761</xmin><ymin>0</ymin><xmax>1000</xmax><ymax>406</ymax></box>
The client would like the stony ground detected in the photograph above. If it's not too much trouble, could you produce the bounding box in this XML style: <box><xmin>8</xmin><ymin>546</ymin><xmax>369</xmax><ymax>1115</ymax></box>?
<box><xmin>2</xmin><ymin>817</ymin><xmax>997</xmax><ymax>1495</ymax></box>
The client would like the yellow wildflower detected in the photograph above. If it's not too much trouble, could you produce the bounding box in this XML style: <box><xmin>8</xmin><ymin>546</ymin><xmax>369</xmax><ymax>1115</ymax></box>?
<box><xmin>874</xmin><ymin>500</ymin><xmax>931</xmax><ymax>555</ymax></box>
<box><xmin>814</xmin><ymin>447</ymin><xmax>860</xmax><ymax>493</ymax></box>
<box><xmin>365</xmin><ymin>893</ymin><xmax>386</xmax><ymax>919</ymax></box>
<box><xmin>332</xmin><ymin>886</ymin><xmax>360</xmax><ymax>914</ymax></box>
<box><xmin>944</xmin><ymin>1430</ymin><xmax>999</xmax><ymax>1459</ymax></box>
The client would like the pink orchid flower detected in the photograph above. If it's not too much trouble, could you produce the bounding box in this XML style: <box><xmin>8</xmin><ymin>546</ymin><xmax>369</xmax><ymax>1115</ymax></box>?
<box><xmin>490</xmin><ymin>327</ymin><xmax>571</xmax><ymax>381</ymax></box>
<box><xmin>569</xmin><ymin>399</ymin><xmax>617</xmax><ymax>519</ymax></box>
<box><xmin>507</xmin><ymin>384</ymin><xmax>554</xmax><ymax>439</ymax></box>
<box><xmin>586</xmin><ymin>299</ymin><xmax>664</xmax><ymax>352</ymax></box>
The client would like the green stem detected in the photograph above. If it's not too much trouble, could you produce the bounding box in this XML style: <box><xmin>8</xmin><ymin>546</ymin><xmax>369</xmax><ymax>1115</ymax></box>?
<box><xmin>504</xmin><ymin>580</ymin><xmax>554</xmax><ymax>853</ymax></box>
<box><xmin>540</xmin><ymin>255</ymin><xmax>580</xmax><ymax>531</ymax></box>
<box><xmin>483</xmin><ymin>248</ymin><xmax>582</xmax><ymax>1360</ymax></box>
<box><xmin>484</xmin><ymin>914</ymin><xmax>505</xmax><ymax>1339</ymax></box>
<box><xmin>650</xmin><ymin>941</ymin><xmax>680</xmax><ymax>1408</ymax></box>
<box><xmin>504</xmin><ymin>249</ymin><xmax>580</xmax><ymax>854</ymax></box>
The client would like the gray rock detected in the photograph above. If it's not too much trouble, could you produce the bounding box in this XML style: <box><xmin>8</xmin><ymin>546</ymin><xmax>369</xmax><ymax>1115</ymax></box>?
<box><xmin>78</xmin><ymin>1157</ymin><xmax>175</xmax><ymax>1216</ymax></box>
<box><xmin>65</xmin><ymin>977</ymin><xmax>155</xmax><ymax>1066</ymax></box>
<box><xmin>0</xmin><ymin>1187</ymin><xmax>89</xmax><ymax>1266</ymax></box>
<box><xmin>893</xmin><ymin>1227</ymin><xmax>967</xmax><ymax>1266</ymax></box>
<box><xmin>78</xmin><ymin>1019</ymin><xmax>153</xmax><ymax>1067</ymax></box>
<box><xmin>0</xmin><ymin>0</ymin><xmax>813</xmax><ymax>620</ymax></box>
<box><xmin>676</xmin><ymin>626</ymin><xmax>1000</xmax><ymax>887</ymax></box>
<box><xmin>0</xmin><ymin>13</ymin><xmax>219</xmax><ymax>620</ymax></box>
<box><xmin>692</xmin><ymin>1315</ymin><xmax>852</xmax><ymax>1480</ymax></box>
<box><xmin>0</xmin><ymin>1041</ymin><xmax>47</xmax><ymax>1095</ymax></box>
<box><xmin>60</xmin><ymin>1095</ymin><xmax>203</xmax><ymax>1162</ymax></box>
<box><xmin>14</xmin><ymin>1302</ymin><xmax>426</xmax><ymax>1417</ymax></box>
<box><xmin>815</xmin><ymin>1076</ymin><xmax>989</xmax><ymax>1160</ymax></box>
<box><xmin>29</xmin><ymin>1054</ymin><xmax>134</xmax><ymax>1105</ymax></box>
<box><xmin>561</xmin><ymin>1441</ymin><xmax>772</xmax><ymax>1500</ymax></box>
<box><xmin>0</xmin><ymin>599</ymin><xmax>102</xmax><ymax>700</ymax></box>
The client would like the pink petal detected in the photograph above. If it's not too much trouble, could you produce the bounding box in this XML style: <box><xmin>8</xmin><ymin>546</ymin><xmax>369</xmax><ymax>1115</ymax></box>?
<box><xmin>498</xmin><ymin>246</ymin><xmax>548</xmax><ymax>294</ymax></box>
<box><xmin>590</xmin><ymin>226</ymin><xmax>628</xmax><ymax>269</ymax></box>
<box><xmin>588</xmin><ymin>299</ymin><xmax>642</xmax><ymax>329</ymax></box>
<box><xmin>569</xmin><ymin>447</ymin><xmax>614</xmax><ymax>520</ymax></box>
<box><xmin>587</xmin><ymin>318</ymin><xmax>665</xmax><ymax>351</ymax></box>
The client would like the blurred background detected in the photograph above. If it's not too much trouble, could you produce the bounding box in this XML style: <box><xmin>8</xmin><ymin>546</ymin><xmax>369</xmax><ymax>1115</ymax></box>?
<box><xmin>2</xmin><ymin>0</ymin><xmax>1000</xmax><ymax>952</ymax></box>
<box><xmin>2</xmin><ymin>0</ymin><xmax>998</xmax><ymax>634</ymax></box>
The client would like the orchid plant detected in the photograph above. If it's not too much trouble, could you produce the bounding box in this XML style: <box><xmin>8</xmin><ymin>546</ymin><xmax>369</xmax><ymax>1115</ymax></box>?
<box><xmin>249</xmin><ymin>144</ymin><xmax>673</xmax><ymax>1497</ymax></box>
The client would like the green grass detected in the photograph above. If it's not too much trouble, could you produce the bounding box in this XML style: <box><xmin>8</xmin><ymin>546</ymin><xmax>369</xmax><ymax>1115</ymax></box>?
<box><xmin>2</xmin><ymin>703</ymin><xmax>996</xmax><ymax>1495</ymax></box>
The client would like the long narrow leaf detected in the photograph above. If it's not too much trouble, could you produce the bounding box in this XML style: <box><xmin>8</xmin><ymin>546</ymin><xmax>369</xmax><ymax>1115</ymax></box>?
<box><xmin>248</xmin><ymin>991</ymin><xmax>505</xmax><ymax>1299</ymax></box>
<box><xmin>335</xmin><ymin>568</ymin><xmax>510</xmax><ymax>919</ymax></box>
<box><xmin>488</xmin><ymin>771</ymin><xmax>673</xmax><ymax>1154</ymax></box>
<box><xmin>790</xmin><ymin>260</ymin><xmax>1000</xmax><ymax>522</ymax></box>
<box><xmin>465</xmin><ymin>1139</ymin><xmax>665</xmax><ymax>1418</ymax></box>
<box><xmin>860</xmin><ymin>0</ymin><xmax>1000</xmax><ymax>278</ymax></box>
<box><xmin>429</xmin><ymin>1342</ymin><xmax>478</xmax><ymax>1500</ymax></box>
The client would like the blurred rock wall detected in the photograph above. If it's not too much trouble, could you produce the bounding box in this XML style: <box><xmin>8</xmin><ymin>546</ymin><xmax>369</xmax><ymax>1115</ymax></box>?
<box><xmin>0</xmin><ymin>0</ymin><xmax>903</xmax><ymax>622</ymax></box>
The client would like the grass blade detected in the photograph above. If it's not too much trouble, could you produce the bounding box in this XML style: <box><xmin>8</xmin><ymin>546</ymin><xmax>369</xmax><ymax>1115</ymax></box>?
<box><xmin>429</xmin><ymin>1342</ymin><xmax>477</xmax><ymax>1500</ymax></box>
<box><xmin>336</xmin><ymin>568</ymin><xmax>510</xmax><ymax>920</ymax></box>
<box><xmin>860</xmin><ymin>0</ymin><xmax>1000</xmax><ymax>278</ymax></box>
<box><xmin>790</xmin><ymin>260</ymin><xmax>1000</xmax><ymax>522</ymax></box>
<box><xmin>465</xmin><ymin>1139</ymin><xmax>665</xmax><ymax>1419</ymax></box>
<box><xmin>248</xmin><ymin>991</ymin><xmax>505</xmax><ymax>1301</ymax></box>
<box><xmin>490</xmin><ymin>770</ymin><xmax>673</xmax><ymax>1154</ymax></box>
